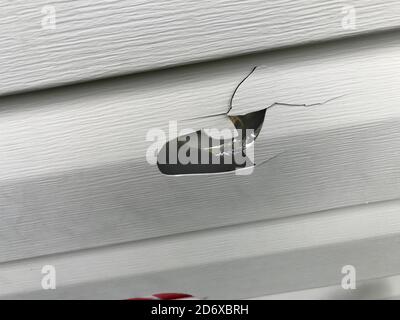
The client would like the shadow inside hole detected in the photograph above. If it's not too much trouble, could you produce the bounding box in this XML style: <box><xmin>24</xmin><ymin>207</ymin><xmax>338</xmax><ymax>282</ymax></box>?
<box><xmin>157</xmin><ymin>109</ymin><xmax>266</xmax><ymax>175</ymax></box>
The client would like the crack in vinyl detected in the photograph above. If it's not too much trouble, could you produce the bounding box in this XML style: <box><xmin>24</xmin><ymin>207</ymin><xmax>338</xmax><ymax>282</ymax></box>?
<box><xmin>157</xmin><ymin>66</ymin><xmax>345</xmax><ymax>175</ymax></box>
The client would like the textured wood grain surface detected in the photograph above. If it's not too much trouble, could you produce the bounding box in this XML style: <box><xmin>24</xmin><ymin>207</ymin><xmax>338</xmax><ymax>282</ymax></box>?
<box><xmin>1</xmin><ymin>32</ymin><xmax>400</xmax><ymax>262</ymax></box>
<box><xmin>252</xmin><ymin>275</ymin><xmax>400</xmax><ymax>299</ymax></box>
<box><xmin>2</xmin><ymin>199</ymin><xmax>400</xmax><ymax>299</ymax></box>
<box><xmin>1</xmin><ymin>0</ymin><xmax>400</xmax><ymax>95</ymax></box>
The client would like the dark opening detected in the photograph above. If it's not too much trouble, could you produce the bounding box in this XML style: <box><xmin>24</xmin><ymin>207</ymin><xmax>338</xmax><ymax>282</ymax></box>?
<box><xmin>157</xmin><ymin>109</ymin><xmax>266</xmax><ymax>175</ymax></box>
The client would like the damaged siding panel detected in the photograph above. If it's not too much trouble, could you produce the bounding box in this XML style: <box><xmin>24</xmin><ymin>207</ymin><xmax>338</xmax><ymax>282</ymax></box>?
<box><xmin>1</xmin><ymin>0</ymin><xmax>400</xmax><ymax>95</ymax></box>
<box><xmin>2</xmin><ymin>32</ymin><xmax>400</xmax><ymax>262</ymax></box>
<box><xmin>3</xmin><ymin>199</ymin><xmax>400</xmax><ymax>299</ymax></box>
<box><xmin>3</xmin><ymin>121</ymin><xmax>400</xmax><ymax>263</ymax></box>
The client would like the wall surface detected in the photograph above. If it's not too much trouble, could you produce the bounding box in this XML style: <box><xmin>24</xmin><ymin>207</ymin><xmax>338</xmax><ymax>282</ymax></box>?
<box><xmin>1</xmin><ymin>0</ymin><xmax>400</xmax><ymax>95</ymax></box>
<box><xmin>1</xmin><ymin>1</ymin><xmax>400</xmax><ymax>299</ymax></box>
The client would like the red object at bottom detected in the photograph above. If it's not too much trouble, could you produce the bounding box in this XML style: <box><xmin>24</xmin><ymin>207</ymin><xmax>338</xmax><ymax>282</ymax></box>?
<box><xmin>128</xmin><ymin>293</ymin><xmax>195</xmax><ymax>300</ymax></box>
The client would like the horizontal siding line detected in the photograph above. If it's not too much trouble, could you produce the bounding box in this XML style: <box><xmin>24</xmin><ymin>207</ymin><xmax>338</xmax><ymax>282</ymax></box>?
<box><xmin>1</xmin><ymin>0</ymin><xmax>400</xmax><ymax>95</ymax></box>
<box><xmin>3</xmin><ymin>198</ymin><xmax>400</xmax><ymax>298</ymax></box>
<box><xmin>1</xmin><ymin>30</ymin><xmax>400</xmax><ymax>263</ymax></box>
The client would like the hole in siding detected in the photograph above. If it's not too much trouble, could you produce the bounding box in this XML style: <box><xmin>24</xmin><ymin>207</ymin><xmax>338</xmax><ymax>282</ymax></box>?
<box><xmin>157</xmin><ymin>108</ymin><xmax>266</xmax><ymax>175</ymax></box>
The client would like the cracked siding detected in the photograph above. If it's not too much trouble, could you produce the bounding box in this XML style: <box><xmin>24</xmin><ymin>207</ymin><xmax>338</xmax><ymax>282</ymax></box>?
<box><xmin>1</xmin><ymin>31</ymin><xmax>400</xmax><ymax>262</ymax></box>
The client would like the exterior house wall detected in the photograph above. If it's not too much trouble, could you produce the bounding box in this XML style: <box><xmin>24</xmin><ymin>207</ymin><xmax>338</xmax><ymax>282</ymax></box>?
<box><xmin>1</xmin><ymin>1</ymin><xmax>400</xmax><ymax>299</ymax></box>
